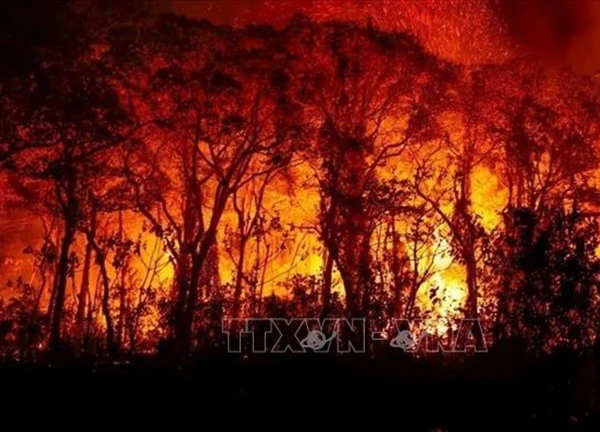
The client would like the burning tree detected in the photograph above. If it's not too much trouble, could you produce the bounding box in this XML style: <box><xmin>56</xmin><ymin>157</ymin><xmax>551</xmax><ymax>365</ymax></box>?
<box><xmin>285</xmin><ymin>18</ymin><xmax>446</xmax><ymax>320</ymax></box>
<box><xmin>1</xmin><ymin>5</ymin><xmax>600</xmax><ymax>365</ymax></box>
<box><xmin>114</xmin><ymin>17</ymin><xmax>301</xmax><ymax>355</ymax></box>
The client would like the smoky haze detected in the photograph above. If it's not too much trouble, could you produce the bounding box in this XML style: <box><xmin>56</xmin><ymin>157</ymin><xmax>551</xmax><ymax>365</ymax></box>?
<box><xmin>496</xmin><ymin>0</ymin><xmax>600</xmax><ymax>74</ymax></box>
<box><xmin>160</xmin><ymin>0</ymin><xmax>600</xmax><ymax>73</ymax></box>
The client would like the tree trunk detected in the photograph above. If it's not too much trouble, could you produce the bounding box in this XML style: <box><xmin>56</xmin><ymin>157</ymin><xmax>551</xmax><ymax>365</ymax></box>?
<box><xmin>89</xmin><ymin>238</ymin><xmax>117</xmax><ymax>356</ymax></box>
<box><xmin>116</xmin><ymin>210</ymin><xmax>126</xmax><ymax>351</ymax></box>
<box><xmin>465</xmin><ymin>248</ymin><xmax>478</xmax><ymax>319</ymax></box>
<box><xmin>172</xmin><ymin>190</ymin><xmax>227</xmax><ymax>357</ymax></box>
<box><xmin>173</xmin><ymin>257</ymin><xmax>200</xmax><ymax>357</ymax></box>
<box><xmin>338</xmin><ymin>206</ymin><xmax>372</xmax><ymax>319</ymax></box>
<box><xmin>321</xmin><ymin>251</ymin><xmax>334</xmax><ymax>318</ymax></box>
<box><xmin>117</xmin><ymin>279</ymin><xmax>126</xmax><ymax>352</ymax></box>
<box><xmin>49</xmin><ymin>205</ymin><xmax>77</xmax><ymax>356</ymax></box>
<box><xmin>389</xmin><ymin>221</ymin><xmax>406</xmax><ymax>318</ymax></box>
<box><xmin>98</xmin><ymin>251</ymin><xmax>116</xmax><ymax>356</ymax></box>
<box><xmin>257</xmin><ymin>244</ymin><xmax>270</xmax><ymax>312</ymax></box>
<box><xmin>176</xmin><ymin>231</ymin><xmax>216</xmax><ymax>356</ymax></box>
<box><xmin>231</xmin><ymin>238</ymin><xmax>247</xmax><ymax>321</ymax></box>
<box><xmin>320</xmin><ymin>129</ymin><xmax>372</xmax><ymax>322</ymax></box>
<box><xmin>405</xmin><ymin>277</ymin><xmax>420</xmax><ymax>321</ymax></box>
<box><xmin>455</xmin><ymin>164</ymin><xmax>479</xmax><ymax>321</ymax></box>
<box><xmin>75</xmin><ymin>240</ymin><xmax>93</xmax><ymax>353</ymax></box>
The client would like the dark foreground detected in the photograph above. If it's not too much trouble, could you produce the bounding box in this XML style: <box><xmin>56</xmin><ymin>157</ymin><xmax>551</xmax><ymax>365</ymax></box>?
<box><xmin>1</xmin><ymin>348</ymin><xmax>599</xmax><ymax>430</ymax></box>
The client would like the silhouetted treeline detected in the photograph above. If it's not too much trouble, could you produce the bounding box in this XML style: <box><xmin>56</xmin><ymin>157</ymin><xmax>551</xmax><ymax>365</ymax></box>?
<box><xmin>1</xmin><ymin>3</ymin><xmax>600</xmax><ymax>363</ymax></box>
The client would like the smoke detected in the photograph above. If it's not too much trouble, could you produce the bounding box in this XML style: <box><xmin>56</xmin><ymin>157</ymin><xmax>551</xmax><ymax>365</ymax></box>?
<box><xmin>160</xmin><ymin>0</ymin><xmax>513</xmax><ymax>64</ymax></box>
<box><xmin>160</xmin><ymin>0</ymin><xmax>600</xmax><ymax>72</ymax></box>
<box><xmin>495</xmin><ymin>0</ymin><xmax>600</xmax><ymax>74</ymax></box>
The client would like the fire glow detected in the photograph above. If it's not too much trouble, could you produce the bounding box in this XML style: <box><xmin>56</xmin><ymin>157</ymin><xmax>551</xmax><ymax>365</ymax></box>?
<box><xmin>1</xmin><ymin>0</ymin><xmax>600</xmax><ymax>359</ymax></box>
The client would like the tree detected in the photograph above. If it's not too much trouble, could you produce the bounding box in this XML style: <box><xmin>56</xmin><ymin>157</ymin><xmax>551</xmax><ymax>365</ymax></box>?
<box><xmin>0</xmin><ymin>14</ymin><xmax>141</xmax><ymax>354</ymax></box>
<box><xmin>116</xmin><ymin>17</ymin><xmax>300</xmax><ymax>355</ymax></box>
<box><xmin>410</xmin><ymin>68</ymin><xmax>503</xmax><ymax>320</ymax></box>
<box><xmin>485</xmin><ymin>65</ymin><xmax>600</xmax><ymax>346</ymax></box>
<box><xmin>286</xmin><ymin>18</ymin><xmax>446</xmax><ymax>321</ymax></box>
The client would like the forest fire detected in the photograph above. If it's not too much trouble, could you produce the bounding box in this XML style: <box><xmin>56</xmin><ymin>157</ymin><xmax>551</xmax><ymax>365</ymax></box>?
<box><xmin>1</xmin><ymin>0</ymin><xmax>600</xmax><ymax>427</ymax></box>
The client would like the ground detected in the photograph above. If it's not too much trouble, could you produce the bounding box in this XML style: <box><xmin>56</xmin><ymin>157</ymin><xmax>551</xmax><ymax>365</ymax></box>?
<box><xmin>1</xmin><ymin>349</ymin><xmax>598</xmax><ymax>430</ymax></box>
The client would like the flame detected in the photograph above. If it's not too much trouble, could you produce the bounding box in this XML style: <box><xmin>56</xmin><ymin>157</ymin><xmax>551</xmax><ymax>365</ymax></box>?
<box><xmin>413</xmin><ymin>166</ymin><xmax>506</xmax><ymax>334</ymax></box>
<box><xmin>417</xmin><ymin>229</ymin><xmax>467</xmax><ymax>334</ymax></box>
<box><xmin>471</xmin><ymin>166</ymin><xmax>507</xmax><ymax>231</ymax></box>
<box><xmin>3</xmin><ymin>3</ymin><xmax>580</xmax><ymax>353</ymax></box>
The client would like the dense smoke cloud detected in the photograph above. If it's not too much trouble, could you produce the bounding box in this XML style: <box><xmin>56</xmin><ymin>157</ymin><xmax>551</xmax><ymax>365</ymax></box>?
<box><xmin>160</xmin><ymin>0</ymin><xmax>511</xmax><ymax>64</ymax></box>
<box><xmin>495</xmin><ymin>0</ymin><xmax>600</xmax><ymax>74</ymax></box>
<box><xmin>161</xmin><ymin>0</ymin><xmax>600</xmax><ymax>73</ymax></box>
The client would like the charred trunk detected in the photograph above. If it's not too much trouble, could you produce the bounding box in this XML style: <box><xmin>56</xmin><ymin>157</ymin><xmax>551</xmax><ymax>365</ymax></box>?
<box><xmin>321</xmin><ymin>251</ymin><xmax>334</xmax><ymax>318</ymax></box>
<box><xmin>49</xmin><ymin>173</ymin><xmax>77</xmax><ymax>356</ymax></box>
<box><xmin>173</xmin><ymin>227</ymin><xmax>220</xmax><ymax>357</ymax></box>
<box><xmin>74</xmin><ymin>240</ymin><xmax>93</xmax><ymax>352</ymax></box>
<box><xmin>87</xmin><ymin>234</ymin><xmax>117</xmax><ymax>356</ymax></box>
<box><xmin>231</xmin><ymin>238</ymin><xmax>247</xmax><ymax>321</ymax></box>
<box><xmin>48</xmin><ymin>220</ymin><xmax>76</xmax><ymax>354</ymax></box>
<box><xmin>465</xmin><ymin>248</ymin><xmax>478</xmax><ymax>319</ymax></box>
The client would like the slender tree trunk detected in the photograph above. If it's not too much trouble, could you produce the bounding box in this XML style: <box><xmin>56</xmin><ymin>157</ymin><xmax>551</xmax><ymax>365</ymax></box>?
<box><xmin>85</xmin><ymin>287</ymin><xmax>96</xmax><ymax>353</ymax></box>
<box><xmin>455</xmin><ymin>163</ymin><xmax>479</xmax><ymax>321</ymax></box>
<box><xmin>49</xmin><ymin>205</ymin><xmax>77</xmax><ymax>355</ymax></box>
<box><xmin>75</xmin><ymin>240</ymin><xmax>93</xmax><ymax>352</ymax></box>
<box><xmin>88</xmin><ymin>237</ymin><xmax>117</xmax><ymax>356</ymax></box>
<box><xmin>321</xmin><ymin>251</ymin><xmax>334</xmax><ymax>318</ymax></box>
<box><xmin>406</xmin><ymin>241</ymin><xmax>422</xmax><ymax>320</ymax></box>
<box><xmin>46</xmin><ymin>271</ymin><xmax>56</xmax><ymax>325</ymax></box>
<box><xmin>389</xmin><ymin>220</ymin><xmax>406</xmax><ymax>318</ymax></box>
<box><xmin>464</xmin><ymin>247</ymin><xmax>478</xmax><ymax>319</ymax></box>
<box><xmin>172</xmin><ymin>251</ymin><xmax>190</xmax><ymax>335</ymax></box>
<box><xmin>97</xmin><ymin>250</ymin><xmax>116</xmax><ymax>356</ymax></box>
<box><xmin>257</xmin><ymin>244</ymin><xmax>270</xmax><ymax>312</ymax></box>
<box><xmin>34</xmin><ymin>270</ymin><xmax>47</xmax><ymax>317</ymax></box>
<box><xmin>117</xmin><ymin>281</ymin><xmax>126</xmax><ymax>352</ymax></box>
<box><xmin>231</xmin><ymin>238</ymin><xmax>247</xmax><ymax>320</ymax></box>
<box><xmin>117</xmin><ymin>211</ymin><xmax>126</xmax><ymax>351</ymax></box>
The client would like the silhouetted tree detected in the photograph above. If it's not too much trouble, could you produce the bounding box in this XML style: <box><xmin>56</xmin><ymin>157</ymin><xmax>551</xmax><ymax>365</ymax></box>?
<box><xmin>286</xmin><ymin>18</ymin><xmax>445</xmax><ymax>322</ymax></box>
<box><xmin>115</xmin><ymin>17</ymin><xmax>300</xmax><ymax>355</ymax></box>
<box><xmin>0</xmin><ymin>10</ymin><xmax>142</xmax><ymax>354</ymax></box>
